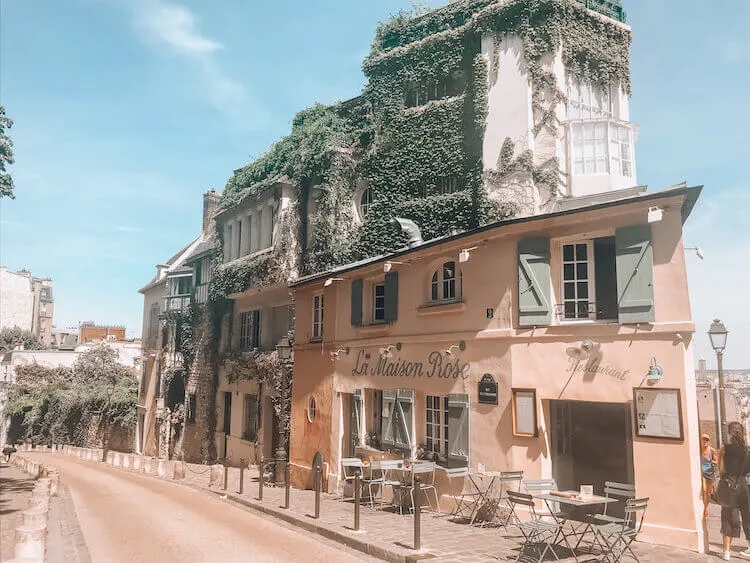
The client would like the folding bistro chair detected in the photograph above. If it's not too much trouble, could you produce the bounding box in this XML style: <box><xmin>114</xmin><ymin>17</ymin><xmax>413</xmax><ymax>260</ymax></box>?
<box><xmin>593</xmin><ymin>497</ymin><xmax>648</xmax><ymax>563</ymax></box>
<box><xmin>507</xmin><ymin>490</ymin><xmax>564</xmax><ymax>562</ymax></box>
<box><xmin>523</xmin><ymin>479</ymin><xmax>568</xmax><ymax>520</ymax></box>
<box><xmin>409</xmin><ymin>461</ymin><xmax>440</xmax><ymax>515</ymax></box>
<box><xmin>495</xmin><ymin>471</ymin><xmax>524</xmax><ymax>528</ymax></box>
<box><xmin>341</xmin><ymin>458</ymin><xmax>364</xmax><ymax>501</ymax></box>
<box><xmin>363</xmin><ymin>460</ymin><xmax>385</xmax><ymax>509</ymax></box>
<box><xmin>444</xmin><ymin>467</ymin><xmax>481</xmax><ymax>522</ymax></box>
<box><xmin>378</xmin><ymin>459</ymin><xmax>406</xmax><ymax>512</ymax></box>
<box><xmin>594</xmin><ymin>482</ymin><xmax>636</xmax><ymax>524</ymax></box>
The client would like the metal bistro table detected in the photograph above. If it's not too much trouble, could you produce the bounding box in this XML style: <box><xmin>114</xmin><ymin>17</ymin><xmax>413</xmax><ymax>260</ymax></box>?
<box><xmin>467</xmin><ymin>471</ymin><xmax>503</xmax><ymax>525</ymax></box>
<box><xmin>531</xmin><ymin>491</ymin><xmax>617</xmax><ymax>562</ymax></box>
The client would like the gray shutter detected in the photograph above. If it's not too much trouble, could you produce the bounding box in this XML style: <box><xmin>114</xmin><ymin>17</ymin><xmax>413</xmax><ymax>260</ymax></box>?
<box><xmin>616</xmin><ymin>225</ymin><xmax>655</xmax><ymax>324</ymax></box>
<box><xmin>381</xmin><ymin>390</ymin><xmax>397</xmax><ymax>448</ymax></box>
<box><xmin>517</xmin><ymin>238</ymin><xmax>551</xmax><ymax>327</ymax></box>
<box><xmin>384</xmin><ymin>271</ymin><xmax>399</xmax><ymax>323</ymax></box>
<box><xmin>395</xmin><ymin>389</ymin><xmax>414</xmax><ymax>449</ymax></box>
<box><xmin>351</xmin><ymin>279</ymin><xmax>363</xmax><ymax>327</ymax></box>
<box><xmin>447</xmin><ymin>393</ymin><xmax>470</xmax><ymax>462</ymax></box>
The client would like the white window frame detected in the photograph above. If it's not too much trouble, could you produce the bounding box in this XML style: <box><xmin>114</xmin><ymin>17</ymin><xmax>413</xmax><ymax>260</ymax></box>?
<box><xmin>609</xmin><ymin>123</ymin><xmax>633</xmax><ymax>178</ymax></box>
<box><xmin>430</xmin><ymin>261</ymin><xmax>462</xmax><ymax>302</ymax></box>
<box><xmin>426</xmin><ymin>395</ymin><xmax>449</xmax><ymax>455</ymax></box>
<box><xmin>559</xmin><ymin>239</ymin><xmax>596</xmax><ymax>321</ymax></box>
<box><xmin>372</xmin><ymin>282</ymin><xmax>386</xmax><ymax>323</ymax></box>
<box><xmin>312</xmin><ymin>293</ymin><xmax>324</xmax><ymax>340</ymax></box>
<box><xmin>359</xmin><ymin>188</ymin><xmax>373</xmax><ymax>220</ymax></box>
<box><xmin>566</xmin><ymin>76</ymin><xmax>613</xmax><ymax>120</ymax></box>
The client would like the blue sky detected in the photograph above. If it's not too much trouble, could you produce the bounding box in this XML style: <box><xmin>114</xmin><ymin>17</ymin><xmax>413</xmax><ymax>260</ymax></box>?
<box><xmin>0</xmin><ymin>0</ymin><xmax>748</xmax><ymax>368</ymax></box>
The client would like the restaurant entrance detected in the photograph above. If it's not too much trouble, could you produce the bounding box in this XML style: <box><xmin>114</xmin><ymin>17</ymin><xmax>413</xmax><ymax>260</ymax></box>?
<box><xmin>550</xmin><ymin>400</ymin><xmax>634</xmax><ymax>496</ymax></box>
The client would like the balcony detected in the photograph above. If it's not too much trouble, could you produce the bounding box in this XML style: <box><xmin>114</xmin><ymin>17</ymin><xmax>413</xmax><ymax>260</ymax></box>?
<box><xmin>164</xmin><ymin>294</ymin><xmax>191</xmax><ymax>313</ymax></box>
<box><xmin>574</xmin><ymin>0</ymin><xmax>626</xmax><ymax>23</ymax></box>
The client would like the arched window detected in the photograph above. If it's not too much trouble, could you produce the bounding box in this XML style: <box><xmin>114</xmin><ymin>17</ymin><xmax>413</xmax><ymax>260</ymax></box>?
<box><xmin>359</xmin><ymin>188</ymin><xmax>373</xmax><ymax>219</ymax></box>
<box><xmin>431</xmin><ymin>261</ymin><xmax>461</xmax><ymax>302</ymax></box>
<box><xmin>307</xmin><ymin>396</ymin><xmax>317</xmax><ymax>423</ymax></box>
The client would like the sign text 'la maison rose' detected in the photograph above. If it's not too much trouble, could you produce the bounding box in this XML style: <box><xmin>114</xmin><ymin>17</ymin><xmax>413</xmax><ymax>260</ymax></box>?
<box><xmin>351</xmin><ymin>349</ymin><xmax>470</xmax><ymax>380</ymax></box>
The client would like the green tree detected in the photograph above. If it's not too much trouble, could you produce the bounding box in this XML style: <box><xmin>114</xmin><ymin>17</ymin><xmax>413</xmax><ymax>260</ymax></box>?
<box><xmin>0</xmin><ymin>327</ymin><xmax>45</xmax><ymax>352</ymax></box>
<box><xmin>0</xmin><ymin>105</ymin><xmax>15</xmax><ymax>199</ymax></box>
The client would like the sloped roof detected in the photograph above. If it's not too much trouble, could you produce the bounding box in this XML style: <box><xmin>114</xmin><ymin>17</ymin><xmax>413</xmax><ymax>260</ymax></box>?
<box><xmin>138</xmin><ymin>235</ymin><xmax>206</xmax><ymax>293</ymax></box>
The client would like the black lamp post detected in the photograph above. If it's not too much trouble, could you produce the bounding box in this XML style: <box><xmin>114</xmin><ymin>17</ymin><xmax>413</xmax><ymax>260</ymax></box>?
<box><xmin>275</xmin><ymin>336</ymin><xmax>292</xmax><ymax>485</ymax></box>
<box><xmin>102</xmin><ymin>385</ymin><xmax>115</xmax><ymax>462</ymax></box>
<box><xmin>708</xmin><ymin>319</ymin><xmax>729</xmax><ymax>446</ymax></box>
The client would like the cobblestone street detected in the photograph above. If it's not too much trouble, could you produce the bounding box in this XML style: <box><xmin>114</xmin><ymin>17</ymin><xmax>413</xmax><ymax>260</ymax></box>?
<box><xmin>28</xmin><ymin>451</ymin><xmax>738</xmax><ymax>562</ymax></box>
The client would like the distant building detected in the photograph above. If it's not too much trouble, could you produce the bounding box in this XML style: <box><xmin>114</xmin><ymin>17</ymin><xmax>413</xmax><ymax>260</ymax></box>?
<box><xmin>695</xmin><ymin>358</ymin><xmax>750</xmax><ymax>444</ymax></box>
<box><xmin>79</xmin><ymin>323</ymin><xmax>126</xmax><ymax>343</ymax></box>
<box><xmin>0</xmin><ymin>267</ymin><xmax>54</xmax><ymax>347</ymax></box>
<box><xmin>51</xmin><ymin>327</ymin><xmax>79</xmax><ymax>350</ymax></box>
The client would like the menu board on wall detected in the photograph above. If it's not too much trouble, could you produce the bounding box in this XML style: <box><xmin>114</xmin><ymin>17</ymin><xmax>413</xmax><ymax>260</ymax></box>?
<box><xmin>633</xmin><ymin>388</ymin><xmax>684</xmax><ymax>440</ymax></box>
<box><xmin>512</xmin><ymin>389</ymin><xmax>538</xmax><ymax>437</ymax></box>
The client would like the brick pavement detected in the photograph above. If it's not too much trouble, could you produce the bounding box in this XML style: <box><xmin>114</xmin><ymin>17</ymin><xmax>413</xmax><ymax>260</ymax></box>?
<box><xmin>183</xmin><ymin>464</ymin><xmax>718</xmax><ymax>563</ymax></box>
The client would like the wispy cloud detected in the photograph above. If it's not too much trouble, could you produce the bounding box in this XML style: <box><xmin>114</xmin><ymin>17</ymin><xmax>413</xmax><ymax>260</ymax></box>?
<box><xmin>130</xmin><ymin>0</ymin><xmax>258</xmax><ymax>121</ymax></box>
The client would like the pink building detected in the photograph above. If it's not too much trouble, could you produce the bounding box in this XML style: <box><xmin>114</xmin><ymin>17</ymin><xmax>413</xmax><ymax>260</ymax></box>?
<box><xmin>289</xmin><ymin>184</ymin><xmax>704</xmax><ymax>552</ymax></box>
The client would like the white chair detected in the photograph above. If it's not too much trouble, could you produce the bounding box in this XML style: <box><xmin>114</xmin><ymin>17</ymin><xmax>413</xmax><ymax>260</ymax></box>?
<box><xmin>377</xmin><ymin>459</ymin><xmax>405</xmax><ymax>512</ymax></box>
<box><xmin>409</xmin><ymin>461</ymin><xmax>440</xmax><ymax>515</ymax></box>
<box><xmin>444</xmin><ymin>466</ymin><xmax>481</xmax><ymax>521</ymax></box>
<box><xmin>363</xmin><ymin>460</ymin><xmax>385</xmax><ymax>509</ymax></box>
<box><xmin>341</xmin><ymin>457</ymin><xmax>363</xmax><ymax>501</ymax></box>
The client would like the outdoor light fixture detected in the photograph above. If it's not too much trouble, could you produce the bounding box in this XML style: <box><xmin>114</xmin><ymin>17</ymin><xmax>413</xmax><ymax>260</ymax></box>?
<box><xmin>708</xmin><ymin>319</ymin><xmax>729</xmax><ymax>353</ymax></box>
<box><xmin>323</xmin><ymin>277</ymin><xmax>344</xmax><ymax>287</ymax></box>
<box><xmin>276</xmin><ymin>336</ymin><xmax>292</xmax><ymax>360</ymax></box>
<box><xmin>645</xmin><ymin>357</ymin><xmax>664</xmax><ymax>383</ymax></box>
<box><xmin>379</xmin><ymin>343</ymin><xmax>401</xmax><ymax>359</ymax></box>
<box><xmin>444</xmin><ymin>341</ymin><xmax>466</xmax><ymax>356</ymax></box>
<box><xmin>383</xmin><ymin>261</ymin><xmax>404</xmax><ymax>273</ymax></box>
<box><xmin>647</xmin><ymin>206</ymin><xmax>663</xmax><ymax>223</ymax></box>
<box><xmin>581</xmin><ymin>339</ymin><xmax>594</xmax><ymax>352</ymax></box>
<box><xmin>459</xmin><ymin>247</ymin><xmax>479</xmax><ymax>263</ymax></box>
<box><xmin>685</xmin><ymin>246</ymin><xmax>704</xmax><ymax>260</ymax></box>
<box><xmin>330</xmin><ymin>349</ymin><xmax>348</xmax><ymax>361</ymax></box>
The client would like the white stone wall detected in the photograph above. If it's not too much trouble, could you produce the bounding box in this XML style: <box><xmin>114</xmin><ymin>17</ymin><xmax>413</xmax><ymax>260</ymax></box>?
<box><xmin>0</xmin><ymin>268</ymin><xmax>34</xmax><ymax>332</ymax></box>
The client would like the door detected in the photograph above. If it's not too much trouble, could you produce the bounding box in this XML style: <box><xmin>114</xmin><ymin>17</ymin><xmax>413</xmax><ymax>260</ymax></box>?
<box><xmin>223</xmin><ymin>391</ymin><xmax>232</xmax><ymax>458</ymax></box>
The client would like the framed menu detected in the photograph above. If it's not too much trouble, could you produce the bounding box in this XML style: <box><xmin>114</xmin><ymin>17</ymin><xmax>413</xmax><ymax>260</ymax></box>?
<box><xmin>633</xmin><ymin>388</ymin><xmax>684</xmax><ymax>440</ymax></box>
<box><xmin>512</xmin><ymin>389</ymin><xmax>538</xmax><ymax>437</ymax></box>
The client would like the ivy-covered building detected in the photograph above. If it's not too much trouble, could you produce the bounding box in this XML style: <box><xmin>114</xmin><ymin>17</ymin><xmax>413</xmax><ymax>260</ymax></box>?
<box><xmin>138</xmin><ymin>0</ymin><xmax>637</xmax><ymax>466</ymax></box>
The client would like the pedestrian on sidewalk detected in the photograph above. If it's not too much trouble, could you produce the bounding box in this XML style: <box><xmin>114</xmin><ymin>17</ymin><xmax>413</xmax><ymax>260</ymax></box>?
<box><xmin>717</xmin><ymin>422</ymin><xmax>750</xmax><ymax>561</ymax></box>
<box><xmin>702</xmin><ymin>433</ymin><xmax>718</xmax><ymax>517</ymax></box>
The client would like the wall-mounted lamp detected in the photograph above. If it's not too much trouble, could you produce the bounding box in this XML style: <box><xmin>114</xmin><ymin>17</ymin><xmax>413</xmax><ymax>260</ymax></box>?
<box><xmin>379</xmin><ymin>343</ymin><xmax>402</xmax><ymax>359</ymax></box>
<box><xmin>383</xmin><ymin>261</ymin><xmax>404</xmax><ymax>273</ymax></box>
<box><xmin>581</xmin><ymin>339</ymin><xmax>594</xmax><ymax>352</ymax></box>
<box><xmin>459</xmin><ymin>247</ymin><xmax>479</xmax><ymax>263</ymax></box>
<box><xmin>645</xmin><ymin>357</ymin><xmax>664</xmax><ymax>383</ymax></box>
<box><xmin>647</xmin><ymin>206</ymin><xmax>663</xmax><ymax>223</ymax></box>
<box><xmin>330</xmin><ymin>348</ymin><xmax>349</xmax><ymax>361</ymax></box>
<box><xmin>324</xmin><ymin>277</ymin><xmax>344</xmax><ymax>287</ymax></box>
<box><xmin>444</xmin><ymin>341</ymin><xmax>466</xmax><ymax>356</ymax></box>
<box><xmin>685</xmin><ymin>246</ymin><xmax>704</xmax><ymax>260</ymax></box>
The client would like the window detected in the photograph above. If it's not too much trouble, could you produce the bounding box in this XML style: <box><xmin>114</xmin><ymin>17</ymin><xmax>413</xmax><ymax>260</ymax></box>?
<box><xmin>436</xmin><ymin>176</ymin><xmax>460</xmax><ymax>195</ymax></box>
<box><xmin>431</xmin><ymin>261</ymin><xmax>460</xmax><ymax>302</ymax></box>
<box><xmin>562</xmin><ymin>242</ymin><xmax>592</xmax><ymax>320</ymax></box>
<box><xmin>312</xmin><ymin>294</ymin><xmax>324</xmax><ymax>340</ymax></box>
<box><xmin>359</xmin><ymin>188</ymin><xmax>373</xmax><ymax>219</ymax></box>
<box><xmin>236</xmin><ymin>220</ymin><xmax>243</xmax><ymax>257</ymax></box>
<box><xmin>610</xmin><ymin>124</ymin><xmax>633</xmax><ymax>177</ymax></box>
<box><xmin>226</xmin><ymin>224</ymin><xmax>233</xmax><ymax>261</ymax></box>
<box><xmin>567</xmin><ymin>77</ymin><xmax>612</xmax><ymax>120</ymax></box>
<box><xmin>187</xmin><ymin>393</ymin><xmax>196</xmax><ymax>423</ymax></box>
<box><xmin>559</xmin><ymin>237</ymin><xmax>618</xmax><ymax>321</ymax></box>
<box><xmin>271</xmin><ymin>305</ymin><xmax>291</xmax><ymax>346</ymax></box>
<box><xmin>149</xmin><ymin>304</ymin><xmax>160</xmax><ymax>341</ymax></box>
<box><xmin>426</xmin><ymin>395</ymin><xmax>449</xmax><ymax>455</ymax></box>
<box><xmin>243</xmin><ymin>394</ymin><xmax>258</xmax><ymax>441</ymax></box>
<box><xmin>571</xmin><ymin>122</ymin><xmax>608</xmax><ymax>175</ymax></box>
<box><xmin>307</xmin><ymin>396</ymin><xmax>317</xmax><ymax>422</ymax></box>
<box><xmin>373</xmin><ymin>283</ymin><xmax>385</xmax><ymax>322</ymax></box>
<box><xmin>239</xmin><ymin>310</ymin><xmax>261</xmax><ymax>350</ymax></box>
<box><xmin>405</xmin><ymin>73</ymin><xmax>464</xmax><ymax>107</ymax></box>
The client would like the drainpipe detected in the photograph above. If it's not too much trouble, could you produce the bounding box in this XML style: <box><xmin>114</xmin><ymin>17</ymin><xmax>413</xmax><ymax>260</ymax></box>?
<box><xmin>390</xmin><ymin>218</ymin><xmax>423</xmax><ymax>248</ymax></box>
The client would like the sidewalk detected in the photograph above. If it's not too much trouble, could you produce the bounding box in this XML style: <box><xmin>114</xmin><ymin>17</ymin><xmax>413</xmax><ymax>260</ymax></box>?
<box><xmin>181</xmin><ymin>463</ymin><xmax>713</xmax><ymax>563</ymax></box>
<box><xmin>0</xmin><ymin>462</ymin><xmax>35</xmax><ymax>562</ymax></box>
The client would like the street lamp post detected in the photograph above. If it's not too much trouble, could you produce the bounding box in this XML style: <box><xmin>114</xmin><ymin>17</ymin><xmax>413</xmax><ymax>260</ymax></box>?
<box><xmin>708</xmin><ymin>319</ymin><xmax>729</xmax><ymax>447</ymax></box>
<box><xmin>275</xmin><ymin>336</ymin><xmax>292</xmax><ymax>485</ymax></box>
<box><xmin>101</xmin><ymin>385</ymin><xmax>115</xmax><ymax>462</ymax></box>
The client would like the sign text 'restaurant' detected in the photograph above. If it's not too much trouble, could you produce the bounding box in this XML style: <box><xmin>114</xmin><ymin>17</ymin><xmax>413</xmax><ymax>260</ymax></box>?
<box><xmin>352</xmin><ymin>350</ymin><xmax>470</xmax><ymax>380</ymax></box>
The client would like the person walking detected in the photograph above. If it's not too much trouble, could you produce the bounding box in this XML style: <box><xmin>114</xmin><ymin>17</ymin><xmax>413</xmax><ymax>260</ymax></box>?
<box><xmin>703</xmin><ymin>433</ymin><xmax>718</xmax><ymax>517</ymax></box>
<box><xmin>718</xmin><ymin>422</ymin><xmax>750</xmax><ymax>560</ymax></box>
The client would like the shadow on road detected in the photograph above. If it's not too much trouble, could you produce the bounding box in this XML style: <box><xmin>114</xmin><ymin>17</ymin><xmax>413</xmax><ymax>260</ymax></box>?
<box><xmin>0</xmin><ymin>463</ymin><xmax>35</xmax><ymax>516</ymax></box>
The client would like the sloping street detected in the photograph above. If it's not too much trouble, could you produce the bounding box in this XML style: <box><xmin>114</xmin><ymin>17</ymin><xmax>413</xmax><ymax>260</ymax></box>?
<box><xmin>34</xmin><ymin>455</ymin><xmax>372</xmax><ymax>563</ymax></box>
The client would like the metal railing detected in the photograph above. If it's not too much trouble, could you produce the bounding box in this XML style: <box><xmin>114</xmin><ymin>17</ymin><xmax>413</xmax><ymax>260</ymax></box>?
<box><xmin>575</xmin><ymin>0</ymin><xmax>626</xmax><ymax>23</ymax></box>
<box><xmin>164</xmin><ymin>294</ymin><xmax>191</xmax><ymax>313</ymax></box>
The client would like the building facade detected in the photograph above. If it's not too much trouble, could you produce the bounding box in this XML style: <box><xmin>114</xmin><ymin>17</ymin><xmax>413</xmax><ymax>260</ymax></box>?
<box><xmin>79</xmin><ymin>323</ymin><xmax>127</xmax><ymax>343</ymax></box>
<box><xmin>0</xmin><ymin>267</ymin><xmax>54</xmax><ymax>347</ymax></box>
<box><xmin>289</xmin><ymin>185</ymin><xmax>703</xmax><ymax>552</ymax></box>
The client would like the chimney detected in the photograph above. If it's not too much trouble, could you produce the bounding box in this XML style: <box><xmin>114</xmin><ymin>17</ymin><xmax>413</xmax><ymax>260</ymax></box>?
<box><xmin>699</xmin><ymin>358</ymin><xmax>707</xmax><ymax>381</ymax></box>
<box><xmin>203</xmin><ymin>189</ymin><xmax>221</xmax><ymax>235</ymax></box>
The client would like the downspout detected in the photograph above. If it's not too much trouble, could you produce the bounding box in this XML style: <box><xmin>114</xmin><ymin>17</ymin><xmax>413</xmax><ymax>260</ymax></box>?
<box><xmin>390</xmin><ymin>218</ymin><xmax>424</xmax><ymax>248</ymax></box>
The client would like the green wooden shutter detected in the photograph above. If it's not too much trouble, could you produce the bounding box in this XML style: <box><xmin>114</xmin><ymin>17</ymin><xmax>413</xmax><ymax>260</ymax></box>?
<box><xmin>447</xmin><ymin>393</ymin><xmax>470</xmax><ymax>462</ymax></box>
<box><xmin>384</xmin><ymin>272</ymin><xmax>399</xmax><ymax>323</ymax></box>
<box><xmin>517</xmin><ymin>238</ymin><xmax>551</xmax><ymax>327</ymax></box>
<box><xmin>394</xmin><ymin>389</ymin><xmax>414</xmax><ymax>450</ymax></box>
<box><xmin>381</xmin><ymin>390</ymin><xmax>397</xmax><ymax>448</ymax></box>
<box><xmin>616</xmin><ymin>225</ymin><xmax>655</xmax><ymax>324</ymax></box>
<box><xmin>351</xmin><ymin>279</ymin><xmax>363</xmax><ymax>327</ymax></box>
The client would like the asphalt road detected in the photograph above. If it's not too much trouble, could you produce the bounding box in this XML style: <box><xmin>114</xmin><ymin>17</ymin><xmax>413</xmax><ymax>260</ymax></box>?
<box><xmin>30</xmin><ymin>455</ymin><xmax>372</xmax><ymax>563</ymax></box>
